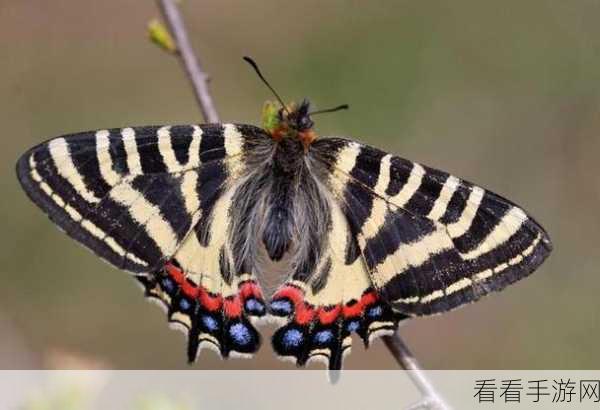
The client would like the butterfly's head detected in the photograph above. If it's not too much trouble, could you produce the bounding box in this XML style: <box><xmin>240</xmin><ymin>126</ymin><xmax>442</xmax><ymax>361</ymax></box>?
<box><xmin>262</xmin><ymin>99</ymin><xmax>316</xmax><ymax>148</ymax></box>
<box><xmin>244</xmin><ymin>56</ymin><xmax>349</xmax><ymax>150</ymax></box>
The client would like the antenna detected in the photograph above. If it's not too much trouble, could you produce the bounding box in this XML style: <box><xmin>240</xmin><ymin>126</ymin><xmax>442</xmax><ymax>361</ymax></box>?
<box><xmin>309</xmin><ymin>104</ymin><xmax>349</xmax><ymax>116</ymax></box>
<box><xmin>243</xmin><ymin>56</ymin><xmax>289</xmax><ymax>113</ymax></box>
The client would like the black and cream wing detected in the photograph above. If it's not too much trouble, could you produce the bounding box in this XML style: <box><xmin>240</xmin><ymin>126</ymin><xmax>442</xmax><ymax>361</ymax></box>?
<box><xmin>17</xmin><ymin>124</ymin><xmax>249</xmax><ymax>272</ymax></box>
<box><xmin>17</xmin><ymin>124</ymin><xmax>271</xmax><ymax>360</ymax></box>
<box><xmin>312</xmin><ymin>138</ymin><xmax>552</xmax><ymax>316</ymax></box>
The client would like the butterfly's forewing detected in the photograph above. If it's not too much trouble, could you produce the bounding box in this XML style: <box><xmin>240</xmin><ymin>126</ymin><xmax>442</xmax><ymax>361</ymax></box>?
<box><xmin>312</xmin><ymin>138</ymin><xmax>552</xmax><ymax>316</ymax></box>
<box><xmin>18</xmin><ymin>125</ymin><xmax>231</xmax><ymax>271</ymax></box>
<box><xmin>17</xmin><ymin>123</ymin><xmax>269</xmax><ymax>359</ymax></box>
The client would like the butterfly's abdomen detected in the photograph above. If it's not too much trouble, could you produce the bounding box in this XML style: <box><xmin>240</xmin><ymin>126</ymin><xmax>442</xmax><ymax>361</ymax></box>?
<box><xmin>257</xmin><ymin>137</ymin><xmax>310</xmax><ymax>263</ymax></box>
<box><xmin>262</xmin><ymin>171</ymin><xmax>293</xmax><ymax>261</ymax></box>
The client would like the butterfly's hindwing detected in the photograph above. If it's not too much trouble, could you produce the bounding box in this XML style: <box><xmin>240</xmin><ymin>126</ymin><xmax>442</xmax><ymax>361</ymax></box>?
<box><xmin>312</xmin><ymin>138</ymin><xmax>552</xmax><ymax>316</ymax></box>
<box><xmin>270</xmin><ymin>191</ymin><xmax>406</xmax><ymax>370</ymax></box>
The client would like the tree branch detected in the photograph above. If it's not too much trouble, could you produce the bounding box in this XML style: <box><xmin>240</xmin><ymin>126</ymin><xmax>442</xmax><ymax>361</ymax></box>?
<box><xmin>383</xmin><ymin>333</ymin><xmax>451</xmax><ymax>409</ymax></box>
<box><xmin>157</xmin><ymin>0</ymin><xmax>219</xmax><ymax>123</ymax></box>
<box><xmin>155</xmin><ymin>1</ymin><xmax>451</xmax><ymax>409</ymax></box>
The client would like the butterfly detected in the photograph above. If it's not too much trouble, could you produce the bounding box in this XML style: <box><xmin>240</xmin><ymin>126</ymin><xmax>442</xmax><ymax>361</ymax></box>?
<box><xmin>16</xmin><ymin>59</ymin><xmax>552</xmax><ymax>370</ymax></box>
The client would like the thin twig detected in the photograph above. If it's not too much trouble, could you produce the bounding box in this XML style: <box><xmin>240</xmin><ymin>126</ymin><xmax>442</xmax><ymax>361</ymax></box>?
<box><xmin>383</xmin><ymin>333</ymin><xmax>451</xmax><ymax>409</ymax></box>
<box><xmin>155</xmin><ymin>2</ymin><xmax>451</xmax><ymax>409</ymax></box>
<box><xmin>157</xmin><ymin>0</ymin><xmax>220</xmax><ymax>123</ymax></box>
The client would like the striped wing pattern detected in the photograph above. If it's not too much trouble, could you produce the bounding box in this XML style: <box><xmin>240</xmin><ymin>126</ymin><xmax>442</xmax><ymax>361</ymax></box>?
<box><xmin>17</xmin><ymin>124</ymin><xmax>269</xmax><ymax>360</ymax></box>
<box><xmin>17</xmin><ymin>124</ymin><xmax>249</xmax><ymax>272</ymax></box>
<box><xmin>312</xmin><ymin>138</ymin><xmax>552</xmax><ymax>316</ymax></box>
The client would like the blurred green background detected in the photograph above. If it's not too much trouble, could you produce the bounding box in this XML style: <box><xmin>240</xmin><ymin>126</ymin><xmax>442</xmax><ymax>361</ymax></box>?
<box><xmin>1</xmin><ymin>0</ymin><xmax>599</xmax><ymax>370</ymax></box>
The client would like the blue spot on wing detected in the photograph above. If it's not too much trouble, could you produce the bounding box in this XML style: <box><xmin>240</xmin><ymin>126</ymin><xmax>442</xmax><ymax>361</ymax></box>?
<box><xmin>245</xmin><ymin>298</ymin><xmax>265</xmax><ymax>315</ymax></box>
<box><xmin>367</xmin><ymin>305</ymin><xmax>383</xmax><ymax>318</ymax></box>
<box><xmin>270</xmin><ymin>300</ymin><xmax>292</xmax><ymax>315</ymax></box>
<box><xmin>179</xmin><ymin>298</ymin><xmax>191</xmax><ymax>311</ymax></box>
<box><xmin>229</xmin><ymin>322</ymin><xmax>252</xmax><ymax>345</ymax></box>
<box><xmin>282</xmin><ymin>328</ymin><xmax>303</xmax><ymax>348</ymax></box>
<box><xmin>314</xmin><ymin>330</ymin><xmax>334</xmax><ymax>344</ymax></box>
<box><xmin>346</xmin><ymin>320</ymin><xmax>360</xmax><ymax>333</ymax></box>
<box><xmin>201</xmin><ymin>315</ymin><xmax>218</xmax><ymax>332</ymax></box>
<box><xmin>161</xmin><ymin>277</ymin><xmax>175</xmax><ymax>293</ymax></box>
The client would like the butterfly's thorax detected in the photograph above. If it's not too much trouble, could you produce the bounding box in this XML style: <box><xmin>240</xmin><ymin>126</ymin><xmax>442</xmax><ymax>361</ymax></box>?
<box><xmin>272</xmin><ymin>137</ymin><xmax>305</xmax><ymax>174</ymax></box>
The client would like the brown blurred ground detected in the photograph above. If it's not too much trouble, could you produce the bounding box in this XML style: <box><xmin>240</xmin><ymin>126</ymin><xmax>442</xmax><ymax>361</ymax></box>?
<box><xmin>1</xmin><ymin>0</ymin><xmax>599</xmax><ymax>370</ymax></box>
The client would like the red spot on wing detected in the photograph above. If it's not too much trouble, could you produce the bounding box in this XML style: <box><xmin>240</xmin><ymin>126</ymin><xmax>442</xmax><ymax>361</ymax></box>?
<box><xmin>223</xmin><ymin>296</ymin><xmax>243</xmax><ymax>318</ymax></box>
<box><xmin>166</xmin><ymin>263</ymin><xmax>197</xmax><ymax>298</ymax></box>
<box><xmin>166</xmin><ymin>262</ymin><xmax>184</xmax><ymax>282</ymax></box>
<box><xmin>343</xmin><ymin>291</ymin><xmax>379</xmax><ymax>318</ymax></box>
<box><xmin>295</xmin><ymin>302</ymin><xmax>316</xmax><ymax>325</ymax></box>
<box><xmin>342</xmin><ymin>301</ymin><xmax>363</xmax><ymax>318</ymax></box>
<box><xmin>360</xmin><ymin>291</ymin><xmax>378</xmax><ymax>306</ymax></box>
<box><xmin>239</xmin><ymin>280</ymin><xmax>263</xmax><ymax>301</ymax></box>
<box><xmin>318</xmin><ymin>305</ymin><xmax>342</xmax><ymax>325</ymax></box>
<box><xmin>272</xmin><ymin>285</ymin><xmax>304</xmax><ymax>306</ymax></box>
<box><xmin>198</xmin><ymin>287</ymin><xmax>222</xmax><ymax>312</ymax></box>
<box><xmin>165</xmin><ymin>262</ymin><xmax>223</xmax><ymax>311</ymax></box>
